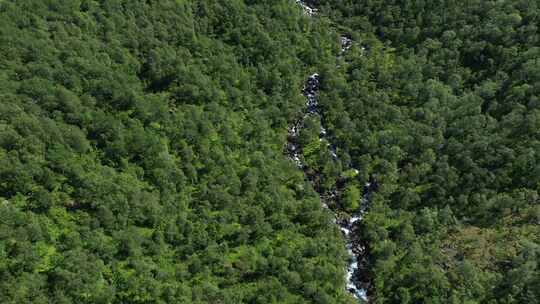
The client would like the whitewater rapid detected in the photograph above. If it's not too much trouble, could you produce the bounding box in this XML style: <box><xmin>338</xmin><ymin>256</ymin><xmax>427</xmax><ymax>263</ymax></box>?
<box><xmin>286</xmin><ymin>2</ymin><xmax>371</xmax><ymax>301</ymax></box>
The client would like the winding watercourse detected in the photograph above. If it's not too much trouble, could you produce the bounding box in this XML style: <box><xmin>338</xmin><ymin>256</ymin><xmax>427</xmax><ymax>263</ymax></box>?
<box><xmin>285</xmin><ymin>1</ymin><xmax>373</xmax><ymax>302</ymax></box>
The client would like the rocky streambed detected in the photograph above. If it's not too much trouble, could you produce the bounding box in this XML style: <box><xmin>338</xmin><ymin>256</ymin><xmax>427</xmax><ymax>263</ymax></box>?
<box><xmin>285</xmin><ymin>2</ymin><xmax>373</xmax><ymax>300</ymax></box>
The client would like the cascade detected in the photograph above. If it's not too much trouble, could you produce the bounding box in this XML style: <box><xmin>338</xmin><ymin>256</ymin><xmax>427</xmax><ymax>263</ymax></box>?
<box><xmin>285</xmin><ymin>2</ymin><xmax>373</xmax><ymax>301</ymax></box>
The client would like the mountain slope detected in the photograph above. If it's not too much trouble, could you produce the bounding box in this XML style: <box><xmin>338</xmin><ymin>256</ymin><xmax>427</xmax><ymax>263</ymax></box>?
<box><xmin>0</xmin><ymin>1</ymin><xmax>354</xmax><ymax>303</ymax></box>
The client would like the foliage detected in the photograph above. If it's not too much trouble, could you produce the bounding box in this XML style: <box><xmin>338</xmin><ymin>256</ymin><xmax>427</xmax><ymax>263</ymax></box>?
<box><xmin>307</xmin><ymin>0</ymin><xmax>540</xmax><ymax>302</ymax></box>
<box><xmin>1</xmin><ymin>0</ymin><xmax>539</xmax><ymax>303</ymax></box>
<box><xmin>0</xmin><ymin>0</ymin><xmax>354</xmax><ymax>303</ymax></box>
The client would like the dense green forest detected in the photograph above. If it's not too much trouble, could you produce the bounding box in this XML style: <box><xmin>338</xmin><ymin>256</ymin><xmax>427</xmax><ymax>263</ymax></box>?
<box><xmin>1</xmin><ymin>0</ymin><xmax>539</xmax><ymax>303</ymax></box>
<box><xmin>311</xmin><ymin>0</ymin><xmax>540</xmax><ymax>303</ymax></box>
<box><xmin>0</xmin><ymin>1</ymin><xmax>356</xmax><ymax>303</ymax></box>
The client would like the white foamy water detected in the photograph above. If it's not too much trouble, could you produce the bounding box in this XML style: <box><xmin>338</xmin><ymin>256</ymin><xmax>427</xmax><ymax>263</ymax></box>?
<box><xmin>296</xmin><ymin>0</ymin><xmax>317</xmax><ymax>15</ymax></box>
<box><xmin>286</xmin><ymin>0</ymin><xmax>371</xmax><ymax>301</ymax></box>
<box><xmin>285</xmin><ymin>6</ymin><xmax>370</xmax><ymax>300</ymax></box>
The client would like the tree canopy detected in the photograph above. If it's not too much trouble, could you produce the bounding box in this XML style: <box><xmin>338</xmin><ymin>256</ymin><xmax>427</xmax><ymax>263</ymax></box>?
<box><xmin>307</xmin><ymin>0</ymin><xmax>540</xmax><ymax>303</ymax></box>
<box><xmin>1</xmin><ymin>0</ymin><xmax>539</xmax><ymax>303</ymax></box>
<box><xmin>0</xmin><ymin>1</ymin><xmax>356</xmax><ymax>303</ymax></box>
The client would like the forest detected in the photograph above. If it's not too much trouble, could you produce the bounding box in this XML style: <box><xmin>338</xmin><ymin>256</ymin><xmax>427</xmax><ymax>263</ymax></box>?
<box><xmin>0</xmin><ymin>0</ymin><xmax>539</xmax><ymax>303</ymax></box>
<box><xmin>313</xmin><ymin>0</ymin><xmax>540</xmax><ymax>303</ymax></box>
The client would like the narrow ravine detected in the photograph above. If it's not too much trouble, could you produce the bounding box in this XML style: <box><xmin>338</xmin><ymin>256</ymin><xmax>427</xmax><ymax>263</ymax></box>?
<box><xmin>285</xmin><ymin>2</ymin><xmax>373</xmax><ymax>301</ymax></box>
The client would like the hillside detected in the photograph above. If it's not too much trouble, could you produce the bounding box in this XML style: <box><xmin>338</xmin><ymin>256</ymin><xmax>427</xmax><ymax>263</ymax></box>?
<box><xmin>0</xmin><ymin>1</ymin><xmax>354</xmax><ymax>303</ymax></box>
<box><xmin>312</xmin><ymin>0</ymin><xmax>540</xmax><ymax>303</ymax></box>
<box><xmin>1</xmin><ymin>1</ymin><xmax>539</xmax><ymax>304</ymax></box>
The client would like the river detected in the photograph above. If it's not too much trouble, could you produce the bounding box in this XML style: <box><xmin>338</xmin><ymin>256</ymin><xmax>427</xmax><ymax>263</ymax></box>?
<box><xmin>285</xmin><ymin>1</ymin><xmax>372</xmax><ymax>301</ymax></box>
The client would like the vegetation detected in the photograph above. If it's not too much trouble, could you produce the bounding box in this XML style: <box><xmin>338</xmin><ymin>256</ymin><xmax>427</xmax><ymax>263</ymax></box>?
<box><xmin>1</xmin><ymin>0</ymin><xmax>539</xmax><ymax>303</ymax></box>
<box><xmin>309</xmin><ymin>0</ymin><xmax>540</xmax><ymax>303</ymax></box>
<box><xmin>0</xmin><ymin>1</ymin><xmax>355</xmax><ymax>303</ymax></box>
